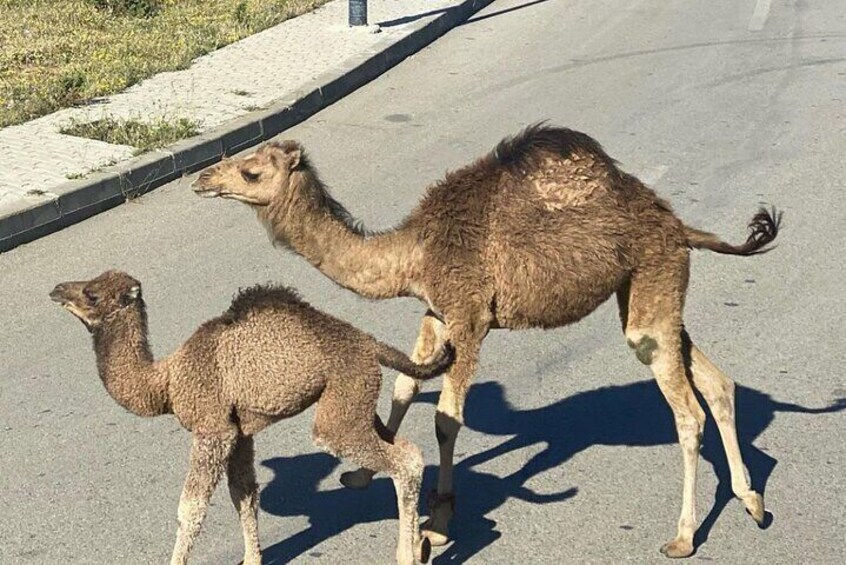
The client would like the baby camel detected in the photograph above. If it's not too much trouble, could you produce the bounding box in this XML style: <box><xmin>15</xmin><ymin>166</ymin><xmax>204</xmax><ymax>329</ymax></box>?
<box><xmin>192</xmin><ymin>124</ymin><xmax>781</xmax><ymax>558</ymax></box>
<box><xmin>50</xmin><ymin>270</ymin><xmax>455</xmax><ymax>565</ymax></box>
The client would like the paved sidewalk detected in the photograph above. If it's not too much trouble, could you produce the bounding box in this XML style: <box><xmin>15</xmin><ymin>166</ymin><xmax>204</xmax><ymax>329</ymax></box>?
<box><xmin>0</xmin><ymin>0</ymin><xmax>492</xmax><ymax>251</ymax></box>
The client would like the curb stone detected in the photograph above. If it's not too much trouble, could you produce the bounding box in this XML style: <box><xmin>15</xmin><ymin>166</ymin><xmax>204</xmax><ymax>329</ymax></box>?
<box><xmin>0</xmin><ymin>0</ymin><xmax>495</xmax><ymax>253</ymax></box>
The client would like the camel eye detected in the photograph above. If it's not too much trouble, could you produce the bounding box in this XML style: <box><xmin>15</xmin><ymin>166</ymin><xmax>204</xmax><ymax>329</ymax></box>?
<box><xmin>241</xmin><ymin>170</ymin><xmax>260</xmax><ymax>182</ymax></box>
<box><xmin>83</xmin><ymin>288</ymin><xmax>100</xmax><ymax>305</ymax></box>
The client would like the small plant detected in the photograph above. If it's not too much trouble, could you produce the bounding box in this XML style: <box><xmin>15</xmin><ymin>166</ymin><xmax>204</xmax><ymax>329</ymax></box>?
<box><xmin>88</xmin><ymin>0</ymin><xmax>161</xmax><ymax>18</ymax></box>
<box><xmin>59</xmin><ymin>72</ymin><xmax>86</xmax><ymax>95</ymax></box>
<box><xmin>234</xmin><ymin>1</ymin><xmax>251</xmax><ymax>25</ymax></box>
<box><xmin>57</xmin><ymin>70</ymin><xmax>88</xmax><ymax>106</ymax></box>
<box><xmin>60</xmin><ymin>117</ymin><xmax>200</xmax><ymax>153</ymax></box>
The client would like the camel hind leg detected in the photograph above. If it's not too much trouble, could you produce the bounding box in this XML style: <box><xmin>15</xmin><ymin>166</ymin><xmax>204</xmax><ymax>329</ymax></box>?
<box><xmin>341</xmin><ymin>311</ymin><xmax>445</xmax><ymax>490</ymax></box>
<box><xmin>315</xmin><ymin>371</ymin><xmax>429</xmax><ymax>565</ymax></box>
<box><xmin>681</xmin><ymin>331</ymin><xmax>766</xmax><ymax>524</ymax></box>
<box><xmin>619</xmin><ymin>256</ymin><xmax>705</xmax><ymax>558</ymax></box>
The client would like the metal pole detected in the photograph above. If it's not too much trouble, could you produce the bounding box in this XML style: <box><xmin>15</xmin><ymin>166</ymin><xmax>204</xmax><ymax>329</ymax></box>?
<box><xmin>349</xmin><ymin>0</ymin><xmax>367</xmax><ymax>26</ymax></box>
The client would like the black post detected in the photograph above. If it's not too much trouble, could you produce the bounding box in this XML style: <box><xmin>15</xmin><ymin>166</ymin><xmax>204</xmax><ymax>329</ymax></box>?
<box><xmin>349</xmin><ymin>0</ymin><xmax>367</xmax><ymax>26</ymax></box>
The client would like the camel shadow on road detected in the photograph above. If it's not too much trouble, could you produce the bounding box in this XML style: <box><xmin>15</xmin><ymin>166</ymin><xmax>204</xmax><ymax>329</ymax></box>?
<box><xmin>258</xmin><ymin>379</ymin><xmax>844</xmax><ymax>564</ymax></box>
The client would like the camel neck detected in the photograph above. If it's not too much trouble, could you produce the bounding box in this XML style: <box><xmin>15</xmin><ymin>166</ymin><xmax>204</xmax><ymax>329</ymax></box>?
<box><xmin>91</xmin><ymin>303</ymin><xmax>169</xmax><ymax>417</ymax></box>
<box><xmin>262</xmin><ymin>174</ymin><xmax>421</xmax><ymax>299</ymax></box>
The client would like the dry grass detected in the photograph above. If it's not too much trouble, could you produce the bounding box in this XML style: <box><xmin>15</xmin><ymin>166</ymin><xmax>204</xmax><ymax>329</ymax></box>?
<box><xmin>60</xmin><ymin>116</ymin><xmax>200</xmax><ymax>153</ymax></box>
<box><xmin>0</xmin><ymin>0</ymin><xmax>329</xmax><ymax>128</ymax></box>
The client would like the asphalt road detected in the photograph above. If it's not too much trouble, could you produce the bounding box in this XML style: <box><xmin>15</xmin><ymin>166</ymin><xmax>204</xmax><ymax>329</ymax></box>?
<box><xmin>1</xmin><ymin>0</ymin><xmax>844</xmax><ymax>563</ymax></box>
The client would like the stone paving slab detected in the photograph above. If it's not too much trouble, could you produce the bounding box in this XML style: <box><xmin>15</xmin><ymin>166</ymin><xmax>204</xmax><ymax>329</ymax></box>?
<box><xmin>0</xmin><ymin>0</ymin><xmax>495</xmax><ymax>252</ymax></box>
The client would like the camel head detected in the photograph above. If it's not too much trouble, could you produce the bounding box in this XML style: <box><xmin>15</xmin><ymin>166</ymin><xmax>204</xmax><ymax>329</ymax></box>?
<box><xmin>192</xmin><ymin>141</ymin><xmax>303</xmax><ymax>206</ymax></box>
<box><xmin>50</xmin><ymin>270</ymin><xmax>141</xmax><ymax>331</ymax></box>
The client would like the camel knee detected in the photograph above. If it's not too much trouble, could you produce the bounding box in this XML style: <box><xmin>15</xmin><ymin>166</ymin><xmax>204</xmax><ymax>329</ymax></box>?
<box><xmin>406</xmin><ymin>441</ymin><xmax>424</xmax><ymax>477</ymax></box>
<box><xmin>676</xmin><ymin>407</ymin><xmax>705</xmax><ymax>450</ymax></box>
<box><xmin>700</xmin><ymin>375</ymin><xmax>736</xmax><ymax>422</ymax></box>
<box><xmin>690</xmin><ymin>362</ymin><xmax>736</xmax><ymax>423</ymax></box>
<box><xmin>435</xmin><ymin>376</ymin><xmax>467</xmax><ymax>427</ymax></box>
<box><xmin>435</xmin><ymin>410</ymin><xmax>462</xmax><ymax>446</ymax></box>
<box><xmin>393</xmin><ymin>436</ymin><xmax>425</xmax><ymax>482</ymax></box>
<box><xmin>177</xmin><ymin>496</ymin><xmax>200</xmax><ymax>524</ymax></box>
<box><xmin>392</xmin><ymin>373</ymin><xmax>420</xmax><ymax>404</ymax></box>
<box><xmin>709</xmin><ymin>393</ymin><xmax>736</xmax><ymax>425</ymax></box>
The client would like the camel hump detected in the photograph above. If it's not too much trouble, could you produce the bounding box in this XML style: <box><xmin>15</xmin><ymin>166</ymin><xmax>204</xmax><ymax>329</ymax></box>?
<box><xmin>492</xmin><ymin>122</ymin><xmax>618</xmax><ymax>171</ymax></box>
<box><xmin>226</xmin><ymin>284</ymin><xmax>307</xmax><ymax>319</ymax></box>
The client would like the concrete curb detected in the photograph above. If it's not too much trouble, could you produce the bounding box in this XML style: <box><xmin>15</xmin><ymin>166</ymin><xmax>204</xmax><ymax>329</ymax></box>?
<box><xmin>0</xmin><ymin>0</ymin><xmax>494</xmax><ymax>253</ymax></box>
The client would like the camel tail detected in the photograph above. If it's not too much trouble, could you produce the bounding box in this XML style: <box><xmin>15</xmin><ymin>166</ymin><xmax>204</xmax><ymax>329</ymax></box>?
<box><xmin>375</xmin><ymin>341</ymin><xmax>455</xmax><ymax>379</ymax></box>
<box><xmin>684</xmin><ymin>207</ymin><xmax>782</xmax><ymax>256</ymax></box>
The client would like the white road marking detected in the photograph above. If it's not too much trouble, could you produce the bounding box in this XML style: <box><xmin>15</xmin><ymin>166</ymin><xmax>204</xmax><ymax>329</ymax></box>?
<box><xmin>748</xmin><ymin>0</ymin><xmax>773</xmax><ymax>31</ymax></box>
<box><xmin>639</xmin><ymin>165</ymin><xmax>669</xmax><ymax>186</ymax></box>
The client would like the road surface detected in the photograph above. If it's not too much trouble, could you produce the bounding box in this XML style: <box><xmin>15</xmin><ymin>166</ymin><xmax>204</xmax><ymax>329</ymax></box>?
<box><xmin>1</xmin><ymin>0</ymin><xmax>844</xmax><ymax>563</ymax></box>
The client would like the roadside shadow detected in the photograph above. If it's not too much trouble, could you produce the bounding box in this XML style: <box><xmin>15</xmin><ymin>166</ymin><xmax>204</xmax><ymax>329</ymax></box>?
<box><xmin>259</xmin><ymin>452</ymin><xmax>397</xmax><ymax>563</ymax></box>
<box><xmin>377</xmin><ymin>0</ymin><xmax>550</xmax><ymax>28</ymax></box>
<box><xmin>415</xmin><ymin>380</ymin><xmax>845</xmax><ymax>561</ymax></box>
<box><xmin>462</xmin><ymin>0</ymin><xmax>551</xmax><ymax>26</ymax></box>
<box><xmin>258</xmin><ymin>449</ymin><xmax>575</xmax><ymax>564</ymax></box>
<box><xmin>257</xmin><ymin>379</ymin><xmax>843</xmax><ymax>563</ymax></box>
<box><xmin>378</xmin><ymin>7</ymin><xmax>450</xmax><ymax>28</ymax></box>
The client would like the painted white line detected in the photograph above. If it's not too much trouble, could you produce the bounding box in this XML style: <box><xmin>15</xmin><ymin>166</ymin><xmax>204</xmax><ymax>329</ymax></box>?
<box><xmin>639</xmin><ymin>165</ymin><xmax>669</xmax><ymax>186</ymax></box>
<box><xmin>748</xmin><ymin>0</ymin><xmax>773</xmax><ymax>31</ymax></box>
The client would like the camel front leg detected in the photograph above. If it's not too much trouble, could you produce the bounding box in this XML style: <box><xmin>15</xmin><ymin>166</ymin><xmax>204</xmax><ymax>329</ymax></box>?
<box><xmin>170</xmin><ymin>433</ymin><xmax>235</xmax><ymax>565</ymax></box>
<box><xmin>341</xmin><ymin>311</ymin><xmax>445</xmax><ymax>490</ymax></box>
<box><xmin>227</xmin><ymin>436</ymin><xmax>261</xmax><ymax>565</ymax></box>
<box><xmin>423</xmin><ymin>320</ymin><xmax>485</xmax><ymax>547</ymax></box>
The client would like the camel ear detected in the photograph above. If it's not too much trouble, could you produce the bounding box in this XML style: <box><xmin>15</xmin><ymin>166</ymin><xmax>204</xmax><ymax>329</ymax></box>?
<box><xmin>268</xmin><ymin>143</ymin><xmax>301</xmax><ymax>171</ymax></box>
<box><xmin>285</xmin><ymin>147</ymin><xmax>301</xmax><ymax>170</ymax></box>
<box><xmin>125</xmin><ymin>286</ymin><xmax>141</xmax><ymax>302</ymax></box>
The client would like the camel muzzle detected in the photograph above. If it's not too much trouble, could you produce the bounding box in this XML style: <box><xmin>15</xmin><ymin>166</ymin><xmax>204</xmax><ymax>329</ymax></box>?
<box><xmin>191</xmin><ymin>179</ymin><xmax>221</xmax><ymax>198</ymax></box>
<box><xmin>50</xmin><ymin>285</ymin><xmax>95</xmax><ymax>331</ymax></box>
<box><xmin>49</xmin><ymin>284</ymin><xmax>71</xmax><ymax>303</ymax></box>
<box><xmin>191</xmin><ymin>172</ymin><xmax>219</xmax><ymax>196</ymax></box>
<box><xmin>193</xmin><ymin>187</ymin><xmax>222</xmax><ymax>198</ymax></box>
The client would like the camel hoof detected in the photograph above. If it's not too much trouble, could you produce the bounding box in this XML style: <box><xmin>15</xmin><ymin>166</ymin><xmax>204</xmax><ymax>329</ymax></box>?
<box><xmin>339</xmin><ymin>468</ymin><xmax>374</xmax><ymax>490</ymax></box>
<box><xmin>421</xmin><ymin>519</ymin><xmax>450</xmax><ymax>547</ymax></box>
<box><xmin>744</xmin><ymin>492</ymin><xmax>766</xmax><ymax>526</ymax></box>
<box><xmin>416</xmin><ymin>537</ymin><xmax>432</xmax><ymax>564</ymax></box>
<box><xmin>659</xmin><ymin>538</ymin><xmax>694</xmax><ymax>558</ymax></box>
<box><xmin>237</xmin><ymin>550</ymin><xmax>261</xmax><ymax>565</ymax></box>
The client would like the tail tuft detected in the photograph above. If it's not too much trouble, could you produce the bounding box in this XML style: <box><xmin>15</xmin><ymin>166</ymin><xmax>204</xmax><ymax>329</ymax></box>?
<box><xmin>745</xmin><ymin>206</ymin><xmax>782</xmax><ymax>253</ymax></box>
<box><xmin>685</xmin><ymin>206</ymin><xmax>782</xmax><ymax>256</ymax></box>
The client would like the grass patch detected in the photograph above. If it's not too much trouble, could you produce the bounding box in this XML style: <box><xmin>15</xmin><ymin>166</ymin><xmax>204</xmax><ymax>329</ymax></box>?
<box><xmin>60</xmin><ymin>117</ymin><xmax>200</xmax><ymax>153</ymax></box>
<box><xmin>0</xmin><ymin>0</ymin><xmax>330</xmax><ymax>128</ymax></box>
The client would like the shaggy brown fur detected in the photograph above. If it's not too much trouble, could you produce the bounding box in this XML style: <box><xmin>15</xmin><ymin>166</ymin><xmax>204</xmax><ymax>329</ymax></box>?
<box><xmin>193</xmin><ymin>123</ymin><xmax>781</xmax><ymax>558</ymax></box>
<box><xmin>50</xmin><ymin>270</ymin><xmax>456</xmax><ymax>565</ymax></box>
